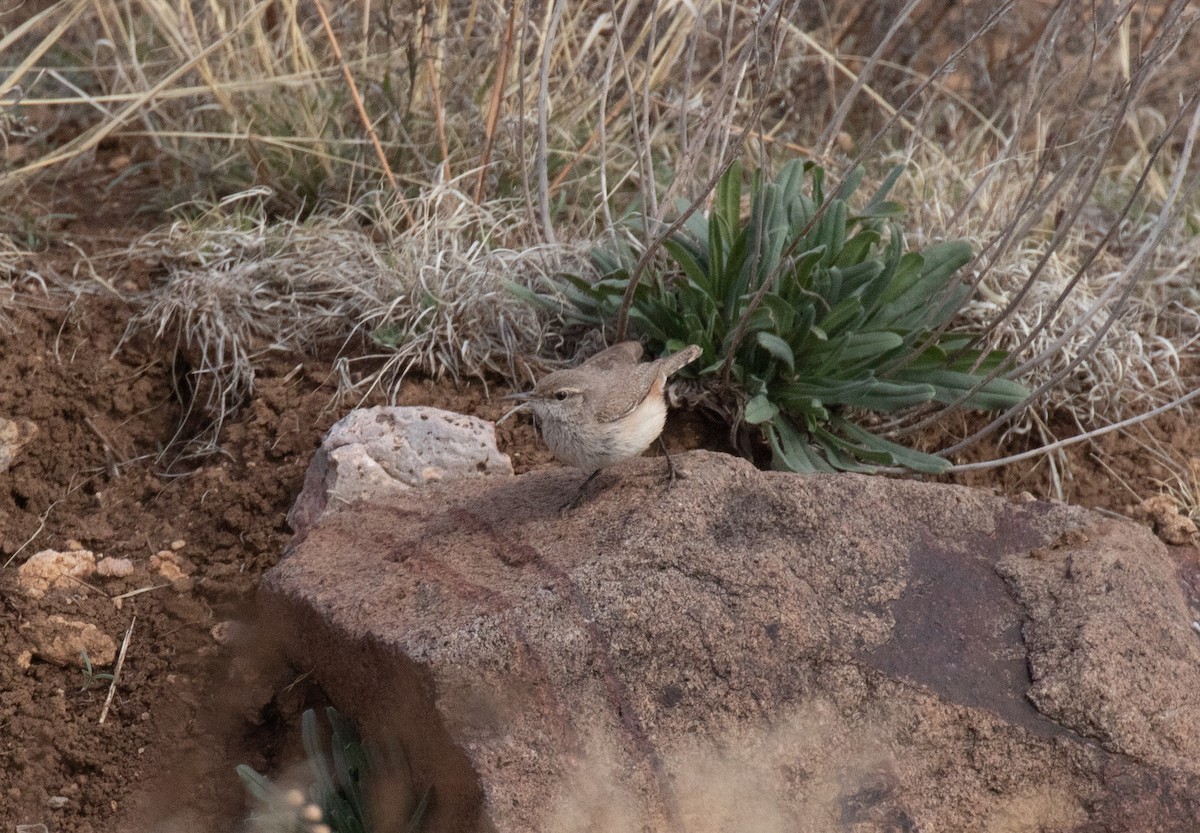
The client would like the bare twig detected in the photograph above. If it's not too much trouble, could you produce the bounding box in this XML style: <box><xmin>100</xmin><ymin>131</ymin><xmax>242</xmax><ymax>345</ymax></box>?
<box><xmin>111</xmin><ymin>584</ymin><xmax>172</xmax><ymax>602</ymax></box>
<box><xmin>941</xmin><ymin>97</ymin><xmax>1200</xmax><ymax>458</ymax></box>
<box><xmin>535</xmin><ymin>0</ymin><xmax>566</xmax><ymax>243</ymax></box>
<box><xmin>614</xmin><ymin>0</ymin><xmax>787</xmax><ymax>341</ymax></box>
<box><xmin>99</xmin><ymin>616</ymin><xmax>135</xmax><ymax>725</ymax></box>
<box><xmin>945</xmin><ymin>385</ymin><xmax>1200</xmax><ymax>473</ymax></box>
<box><xmin>312</xmin><ymin>0</ymin><xmax>412</xmax><ymax>225</ymax></box>
<box><xmin>816</xmin><ymin>0</ymin><xmax>924</xmax><ymax>155</ymax></box>
<box><xmin>474</xmin><ymin>0</ymin><xmax>520</xmax><ymax>203</ymax></box>
<box><xmin>420</xmin><ymin>0</ymin><xmax>451</xmax><ymax>170</ymax></box>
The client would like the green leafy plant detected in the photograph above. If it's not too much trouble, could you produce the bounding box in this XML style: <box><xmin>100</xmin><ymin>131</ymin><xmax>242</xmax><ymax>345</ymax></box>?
<box><xmin>519</xmin><ymin>159</ymin><xmax>1029</xmax><ymax>473</ymax></box>
<box><xmin>237</xmin><ymin>707</ymin><xmax>430</xmax><ymax>833</ymax></box>
<box><xmin>79</xmin><ymin>650</ymin><xmax>115</xmax><ymax>691</ymax></box>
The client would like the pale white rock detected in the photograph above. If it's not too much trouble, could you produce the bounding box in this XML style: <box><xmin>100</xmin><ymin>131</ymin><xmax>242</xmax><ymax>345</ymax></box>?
<box><xmin>288</xmin><ymin>406</ymin><xmax>513</xmax><ymax>534</ymax></box>
<box><xmin>17</xmin><ymin>549</ymin><xmax>97</xmax><ymax>599</ymax></box>
<box><xmin>0</xmin><ymin>416</ymin><xmax>37</xmax><ymax>473</ymax></box>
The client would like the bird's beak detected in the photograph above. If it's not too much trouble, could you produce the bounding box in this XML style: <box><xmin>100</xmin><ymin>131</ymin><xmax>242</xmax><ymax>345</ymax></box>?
<box><xmin>497</xmin><ymin>392</ymin><xmax>533</xmax><ymax>426</ymax></box>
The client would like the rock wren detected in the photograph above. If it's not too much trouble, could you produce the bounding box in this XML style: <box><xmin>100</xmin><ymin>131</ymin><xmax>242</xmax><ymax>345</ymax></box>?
<box><xmin>504</xmin><ymin>341</ymin><xmax>702</xmax><ymax>509</ymax></box>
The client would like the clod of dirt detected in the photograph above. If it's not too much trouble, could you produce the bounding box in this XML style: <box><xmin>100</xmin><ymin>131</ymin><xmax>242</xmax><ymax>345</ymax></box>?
<box><xmin>96</xmin><ymin>556</ymin><xmax>135</xmax><ymax>578</ymax></box>
<box><xmin>0</xmin><ymin>416</ymin><xmax>37</xmax><ymax>473</ymax></box>
<box><xmin>1132</xmin><ymin>494</ymin><xmax>1198</xmax><ymax>545</ymax></box>
<box><xmin>210</xmin><ymin>620</ymin><xmax>241</xmax><ymax>646</ymax></box>
<box><xmin>150</xmin><ymin>550</ymin><xmax>195</xmax><ymax>581</ymax></box>
<box><xmin>17</xmin><ymin>549</ymin><xmax>97</xmax><ymax>599</ymax></box>
<box><xmin>150</xmin><ymin>550</ymin><xmax>197</xmax><ymax>592</ymax></box>
<box><xmin>24</xmin><ymin>615</ymin><xmax>117</xmax><ymax>667</ymax></box>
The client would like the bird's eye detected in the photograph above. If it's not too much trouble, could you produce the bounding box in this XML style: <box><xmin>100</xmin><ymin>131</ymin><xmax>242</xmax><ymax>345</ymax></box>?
<box><xmin>554</xmin><ymin>391</ymin><xmax>569</xmax><ymax>401</ymax></box>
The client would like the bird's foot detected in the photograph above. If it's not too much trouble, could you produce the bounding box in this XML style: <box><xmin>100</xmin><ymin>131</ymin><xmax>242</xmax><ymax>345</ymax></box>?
<box><xmin>560</xmin><ymin>469</ymin><xmax>603</xmax><ymax>515</ymax></box>
<box><xmin>658</xmin><ymin>437</ymin><xmax>678</xmax><ymax>491</ymax></box>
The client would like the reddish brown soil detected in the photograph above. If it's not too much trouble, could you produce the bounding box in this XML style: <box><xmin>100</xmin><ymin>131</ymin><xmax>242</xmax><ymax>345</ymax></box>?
<box><xmin>0</xmin><ymin>188</ymin><xmax>1195</xmax><ymax>832</ymax></box>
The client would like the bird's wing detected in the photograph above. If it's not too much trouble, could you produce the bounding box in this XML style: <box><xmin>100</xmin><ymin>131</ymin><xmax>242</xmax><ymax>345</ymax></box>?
<box><xmin>580</xmin><ymin>341</ymin><xmax>643</xmax><ymax>371</ymax></box>
<box><xmin>592</xmin><ymin>362</ymin><xmax>660</xmax><ymax>423</ymax></box>
<box><xmin>590</xmin><ymin>344</ymin><xmax>702</xmax><ymax>423</ymax></box>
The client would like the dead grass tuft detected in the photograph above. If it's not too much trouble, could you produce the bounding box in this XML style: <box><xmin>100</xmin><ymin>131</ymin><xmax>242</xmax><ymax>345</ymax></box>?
<box><xmin>4</xmin><ymin>0</ymin><xmax>1199</xmax><ymax>481</ymax></box>
<box><xmin>123</xmin><ymin>180</ymin><xmax>589</xmax><ymax>448</ymax></box>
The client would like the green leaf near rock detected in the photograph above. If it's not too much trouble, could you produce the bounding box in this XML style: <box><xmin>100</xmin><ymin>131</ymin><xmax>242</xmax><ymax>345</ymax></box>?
<box><xmin>517</xmin><ymin>158</ymin><xmax>1029</xmax><ymax>473</ymax></box>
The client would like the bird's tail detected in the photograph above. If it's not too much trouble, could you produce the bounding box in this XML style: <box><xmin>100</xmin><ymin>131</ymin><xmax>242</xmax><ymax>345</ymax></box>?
<box><xmin>656</xmin><ymin>344</ymin><xmax>703</xmax><ymax>377</ymax></box>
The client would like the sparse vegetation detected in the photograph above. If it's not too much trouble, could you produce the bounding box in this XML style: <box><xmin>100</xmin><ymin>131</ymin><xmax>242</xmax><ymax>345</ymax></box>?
<box><xmin>2</xmin><ymin>0</ymin><xmax>1199</xmax><ymax>827</ymax></box>
<box><xmin>2</xmin><ymin>0</ymin><xmax>1195</xmax><ymax>488</ymax></box>
<box><xmin>121</xmin><ymin>188</ymin><xmax>585</xmax><ymax>452</ymax></box>
<box><xmin>238</xmin><ymin>707</ymin><xmax>428</xmax><ymax>833</ymax></box>
<box><xmin>78</xmin><ymin>649</ymin><xmax>114</xmax><ymax>691</ymax></box>
<box><xmin>520</xmin><ymin>159</ymin><xmax>1029</xmax><ymax>472</ymax></box>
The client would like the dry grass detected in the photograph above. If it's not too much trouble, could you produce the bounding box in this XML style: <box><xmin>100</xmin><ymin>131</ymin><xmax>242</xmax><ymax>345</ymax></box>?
<box><xmin>3</xmin><ymin>0</ymin><xmax>1199</xmax><ymax>479</ymax></box>
<box><xmin>0</xmin><ymin>229</ymin><xmax>61</xmax><ymax>332</ymax></box>
<box><xmin>123</xmin><ymin>178</ymin><xmax>588</xmax><ymax>448</ymax></box>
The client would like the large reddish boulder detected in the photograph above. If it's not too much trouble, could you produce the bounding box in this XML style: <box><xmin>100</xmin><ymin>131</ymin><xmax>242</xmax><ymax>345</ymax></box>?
<box><xmin>262</xmin><ymin>450</ymin><xmax>1200</xmax><ymax>833</ymax></box>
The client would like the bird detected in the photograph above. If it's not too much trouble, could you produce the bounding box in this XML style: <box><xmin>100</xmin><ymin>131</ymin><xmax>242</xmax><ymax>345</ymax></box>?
<box><xmin>503</xmin><ymin>341</ymin><xmax>703</xmax><ymax>510</ymax></box>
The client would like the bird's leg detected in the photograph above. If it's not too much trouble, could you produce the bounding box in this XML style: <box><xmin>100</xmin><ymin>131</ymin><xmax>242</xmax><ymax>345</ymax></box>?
<box><xmin>658</xmin><ymin>437</ymin><xmax>677</xmax><ymax>489</ymax></box>
<box><xmin>561</xmin><ymin>468</ymin><xmax>604</xmax><ymax>513</ymax></box>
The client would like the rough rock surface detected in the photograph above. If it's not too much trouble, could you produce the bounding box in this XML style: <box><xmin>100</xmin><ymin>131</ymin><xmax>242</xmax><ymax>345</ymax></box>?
<box><xmin>287</xmin><ymin>406</ymin><xmax>512</xmax><ymax>534</ymax></box>
<box><xmin>261</xmin><ymin>451</ymin><xmax>1200</xmax><ymax>833</ymax></box>
<box><xmin>999</xmin><ymin>522</ymin><xmax>1200</xmax><ymax>773</ymax></box>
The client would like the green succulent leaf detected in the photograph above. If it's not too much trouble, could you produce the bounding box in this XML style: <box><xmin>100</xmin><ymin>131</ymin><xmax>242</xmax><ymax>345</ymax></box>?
<box><xmin>755</xmin><ymin>331</ymin><xmax>796</xmax><ymax>371</ymax></box>
<box><xmin>527</xmin><ymin>156</ymin><xmax>1027</xmax><ymax>475</ymax></box>
<box><xmin>891</xmin><ymin>368</ymin><xmax>1030</xmax><ymax>409</ymax></box>
<box><xmin>744</xmin><ymin>393</ymin><xmax>779</xmax><ymax>424</ymax></box>
<box><xmin>834</xmin><ymin>418</ymin><xmax>951</xmax><ymax>473</ymax></box>
<box><xmin>768</xmin><ymin>417</ymin><xmax>837</xmax><ymax>473</ymax></box>
<box><xmin>837</xmin><ymin>331</ymin><xmax>905</xmax><ymax>363</ymax></box>
<box><xmin>235</xmin><ymin>765</ymin><xmax>275</xmax><ymax>803</ymax></box>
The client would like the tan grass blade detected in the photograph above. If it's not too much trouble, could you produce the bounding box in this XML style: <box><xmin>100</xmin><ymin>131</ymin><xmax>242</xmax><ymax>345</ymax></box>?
<box><xmin>0</xmin><ymin>0</ymin><xmax>92</xmax><ymax>101</ymax></box>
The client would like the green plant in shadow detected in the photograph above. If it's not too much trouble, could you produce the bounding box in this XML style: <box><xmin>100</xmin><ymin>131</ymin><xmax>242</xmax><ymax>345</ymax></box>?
<box><xmin>238</xmin><ymin>707</ymin><xmax>430</xmax><ymax>833</ymax></box>
<box><xmin>79</xmin><ymin>649</ymin><xmax>115</xmax><ymax>691</ymax></box>
<box><xmin>518</xmin><ymin>159</ymin><xmax>1028</xmax><ymax>473</ymax></box>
